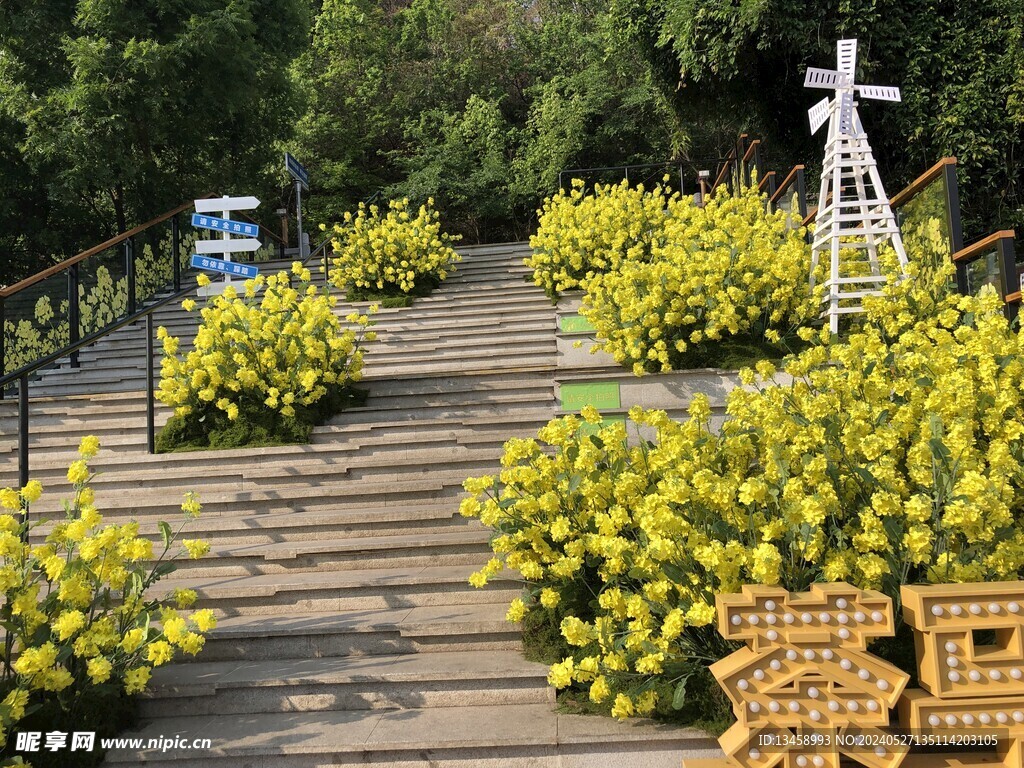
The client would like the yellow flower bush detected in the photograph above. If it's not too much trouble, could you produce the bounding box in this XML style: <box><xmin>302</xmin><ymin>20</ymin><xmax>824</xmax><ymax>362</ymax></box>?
<box><xmin>156</xmin><ymin>263</ymin><xmax>375</xmax><ymax>450</ymax></box>
<box><xmin>329</xmin><ymin>198</ymin><xmax>461</xmax><ymax>299</ymax></box>
<box><xmin>526</xmin><ymin>179</ymin><xmax>680</xmax><ymax>298</ymax></box>
<box><xmin>581</xmin><ymin>183</ymin><xmax>819</xmax><ymax>374</ymax></box>
<box><xmin>463</xmin><ymin>256</ymin><xmax>1024</xmax><ymax>719</ymax></box>
<box><xmin>0</xmin><ymin>437</ymin><xmax>213</xmax><ymax>752</ymax></box>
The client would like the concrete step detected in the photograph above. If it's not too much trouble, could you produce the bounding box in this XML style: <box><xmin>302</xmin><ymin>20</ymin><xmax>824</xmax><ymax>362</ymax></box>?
<box><xmin>102</xmin><ymin>705</ymin><xmax>718</xmax><ymax>767</ymax></box>
<box><xmin>196</xmin><ymin>604</ymin><xmax>517</xmax><ymax>662</ymax></box>
<box><xmin>169</xmin><ymin>528</ymin><xmax>494</xmax><ymax>578</ymax></box>
<box><xmin>140</xmin><ymin>650</ymin><xmax>553</xmax><ymax>717</ymax></box>
<box><xmin>157</xmin><ymin>563</ymin><xmax>518</xmax><ymax>615</ymax></box>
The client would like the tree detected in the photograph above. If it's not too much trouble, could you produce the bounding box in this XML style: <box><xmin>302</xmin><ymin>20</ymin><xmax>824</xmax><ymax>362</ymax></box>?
<box><xmin>609</xmin><ymin>0</ymin><xmax>1024</xmax><ymax>235</ymax></box>
<box><xmin>0</xmin><ymin>0</ymin><xmax>308</xmax><ymax>285</ymax></box>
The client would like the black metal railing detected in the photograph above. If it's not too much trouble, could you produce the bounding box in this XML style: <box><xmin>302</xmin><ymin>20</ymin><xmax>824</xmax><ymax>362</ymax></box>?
<box><xmin>0</xmin><ymin>273</ymin><xmax>203</xmax><ymax>490</ymax></box>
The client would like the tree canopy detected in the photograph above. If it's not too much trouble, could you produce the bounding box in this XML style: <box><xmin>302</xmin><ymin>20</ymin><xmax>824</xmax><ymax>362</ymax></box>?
<box><xmin>1</xmin><ymin>0</ymin><xmax>1021</xmax><ymax>285</ymax></box>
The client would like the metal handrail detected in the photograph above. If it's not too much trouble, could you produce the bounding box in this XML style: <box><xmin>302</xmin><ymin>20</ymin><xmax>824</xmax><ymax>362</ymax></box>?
<box><xmin>1</xmin><ymin>269</ymin><xmax>205</xmax><ymax>491</ymax></box>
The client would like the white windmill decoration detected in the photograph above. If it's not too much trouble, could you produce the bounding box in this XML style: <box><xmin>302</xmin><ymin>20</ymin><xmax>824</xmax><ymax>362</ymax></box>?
<box><xmin>805</xmin><ymin>39</ymin><xmax>908</xmax><ymax>333</ymax></box>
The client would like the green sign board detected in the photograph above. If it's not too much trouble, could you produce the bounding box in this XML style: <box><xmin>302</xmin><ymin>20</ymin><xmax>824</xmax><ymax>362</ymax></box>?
<box><xmin>559</xmin><ymin>381</ymin><xmax>621</xmax><ymax>411</ymax></box>
<box><xmin>559</xmin><ymin>313</ymin><xmax>596</xmax><ymax>333</ymax></box>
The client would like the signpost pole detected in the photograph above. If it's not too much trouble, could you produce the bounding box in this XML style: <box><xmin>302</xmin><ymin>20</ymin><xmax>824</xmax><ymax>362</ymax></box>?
<box><xmin>295</xmin><ymin>179</ymin><xmax>305</xmax><ymax>260</ymax></box>
<box><xmin>222</xmin><ymin>197</ymin><xmax>232</xmax><ymax>292</ymax></box>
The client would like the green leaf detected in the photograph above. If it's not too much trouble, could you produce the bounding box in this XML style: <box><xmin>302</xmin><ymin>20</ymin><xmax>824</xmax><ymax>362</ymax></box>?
<box><xmin>672</xmin><ymin>674</ymin><xmax>692</xmax><ymax>709</ymax></box>
<box><xmin>158</xmin><ymin>520</ymin><xmax>172</xmax><ymax>549</ymax></box>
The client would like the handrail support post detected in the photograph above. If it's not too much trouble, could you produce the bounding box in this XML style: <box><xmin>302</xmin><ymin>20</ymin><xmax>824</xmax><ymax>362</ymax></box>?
<box><xmin>125</xmin><ymin>238</ymin><xmax>137</xmax><ymax>316</ymax></box>
<box><xmin>146</xmin><ymin>312</ymin><xmax>156</xmax><ymax>454</ymax></box>
<box><xmin>68</xmin><ymin>262</ymin><xmax>80</xmax><ymax>369</ymax></box>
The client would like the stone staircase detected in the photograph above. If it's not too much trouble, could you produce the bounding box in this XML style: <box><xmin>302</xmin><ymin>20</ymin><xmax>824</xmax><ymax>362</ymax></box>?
<box><xmin>0</xmin><ymin>243</ymin><xmax>718</xmax><ymax>766</ymax></box>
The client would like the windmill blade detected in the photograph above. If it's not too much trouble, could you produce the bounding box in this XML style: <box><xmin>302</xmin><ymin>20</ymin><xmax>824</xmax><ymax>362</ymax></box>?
<box><xmin>804</xmin><ymin>67</ymin><xmax>848</xmax><ymax>89</ymax></box>
<box><xmin>837</xmin><ymin>92</ymin><xmax>855</xmax><ymax>135</ymax></box>
<box><xmin>837</xmin><ymin>39</ymin><xmax>858</xmax><ymax>76</ymax></box>
<box><xmin>808</xmin><ymin>97</ymin><xmax>832</xmax><ymax>135</ymax></box>
<box><xmin>857</xmin><ymin>85</ymin><xmax>901</xmax><ymax>102</ymax></box>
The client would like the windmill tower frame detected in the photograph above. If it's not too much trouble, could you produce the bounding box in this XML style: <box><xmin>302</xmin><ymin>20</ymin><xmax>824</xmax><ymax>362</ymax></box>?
<box><xmin>806</xmin><ymin>39</ymin><xmax>908</xmax><ymax>333</ymax></box>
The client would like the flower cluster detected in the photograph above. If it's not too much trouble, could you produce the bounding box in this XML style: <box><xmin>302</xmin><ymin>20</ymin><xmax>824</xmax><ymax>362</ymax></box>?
<box><xmin>462</xmin><ymin>258</ymin><xmax>1024</xmax><ymax>718</ymax></box>
<box><xmin>526</xmin><ymin>179</ymin><xmax>680</xmax><ymax>298</ymax></box>
<box><xmin>329</xmin><ymin>198</ymin><xmax>461</xmax><ymax>296</ymax></box>
<box><xmin>157</xmin><ymin>263</ymin><xmax>375</xmax><ymax>427</ymax></box>
<box><xmin>580</xmin><ymin>183</ymin><xmax>818</xmax><ymax>374</ymax></box>
<box><xmin>0</xmin><ymin>437</ymin><xmax>214</xmax><ymax>749</ymax></box>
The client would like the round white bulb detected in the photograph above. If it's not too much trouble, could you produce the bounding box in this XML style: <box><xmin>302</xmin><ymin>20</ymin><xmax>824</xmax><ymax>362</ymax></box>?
<box><xmin>749</xmin><ymin>615</ymin><xmax>760</xmax><ymax>625</ymax></box>
<box><xmin>812</xmin><ymin>757</ymin><xmax>824</xmax><ymax>767</ymax></box>
<box><xmin>980</xmin><ymin>713</ymin><xmax>992</xmax><ymax>725</ymax></box>
<box><xmin>963</xmin><ymin>714</ymin><xmax>975</xmax><ymax>725</ymax></box>
<box><xmin>928</xmin><ymin>715</ymin><xmax>941</xmax><ymax>726</ymax></box>
<box><xmin>749</xmin><ymin>702</ymin><xmax>760</xmax><ymax>713</ymax></box>
<box><xmin>1009</xmin><ymin>602</ymin><xmax>1020</xmax><ymax>614</ymax></box>
<box><xmin>753</xmin><ymin>669</ymin><xmax>765</xmax><ymax>681</ymax></box>
<box><xmin>801</xmin><ymin>612</ymin><xmax>813</xmax><ymax>623</ymax></box>
<box><xmin>948</xmin><ymin>671</ymin><xmax>961</xmax><ymax>682</ymax></box>
<box><xmin>931</xmin><ymin>605</ymin><xmax>945</xmax><ymax>617</ymax></box>
<box><xmin>858</xmin><ymin>669</ymin><xmax>870</xmax><ymax>681</ymax></box>
<box><xmin>809</xmin><ymin>709</ymin><xmax>821</xmax><ymax>722</ymax></box>
<box><xmin>947</xmin><ymin>657</ymin><xmax>959</xmax><ymax>668</ymax></box>
<box><xmin>877</xmin><ymin>679</ymin><xmax>889</xmax><ymax>691</ymax></box>
<box><xmin>945</xmin><ymin>641</ymin><xmax>958</xmax><ymax>653</ymax></box>
<box><xmin>769</xmin><ymin>701</ymin><xmax>781</xmax><ymax>713</ymax></box>
<box><xmin>991</xmin><ymin>670</ymin><xmax>1003</xmax><ymax>681</ymax></box>
<box><xmin>871</xmin><ymin>611</ymin><xmax>883</xmax><ymax>622</ymax></box>
<box><xmin>764</xmin><ymin>600</ymin><xmax>776</xmax><ymax>611</ymax></box>
<box><xmin>945</xmin><ymin>714</ymin><xmax>958</xmax><ymax>726</ymax></box>
<box><xmin>874</xmin><ymin>747</ymin><xmax>886</xmax><ymax>757</ymax></box>
<box><xmin>837</xmin><ymin>613</ymin><xmax>849</xmax><ymax>625</ymax></box>
<box><xmin>828</xmin><ymin>701</ymin><xmax>840</xmax><ymax>712</ymax></box>
<box><xmin>797</xmin><ymin>757</ymin><xmax>808</xmax><ymax>768</ymax></box>
<box><xmin>731</xmin><ymin>615</ymin><xmax>742</xmax><ymax>626</ymax></box>
<box><xmin>1012</xmin><ymin>668</ymin><xmax>1022</xmax><ymax>680</ymax></box>
<box><xmin>822</xmin><ymin>649</ymin><xmax>834</xmax><ymax>661</ymax></box>
<box><xmin>767</xmin><ymin>630</ymin><xmax>779</xmax><ymax>641</ymax></box>
<box><xmin>804</xmin><ymin>649</ymin><xmax>816</xmax><ymax>661</ymax></box>
<box><xmin>808</xmin><ymin>687</ymin><xmax>819</xmax><ymax>699</ymax></box>
<box><xmin>770</xmin><ymin>659</ymin><xmax>782</xmax><ymax>671</ymax></box>
<box><xmin>838</xmin><ymin>628</ymin><xmax>851</xmax><ymax>640</ymax></box>
<box><xmin>749</xmin><ymin>750</ymin><xmax>761</xmax><ymax>760</ymax></box>
<box><xmin>866</xmin><ymin>701</ymin><xmax>879</xmax><ymax>712</ymax></box>
<box><xmin>950</xmin><ymin>604</ymin><xmax>963</xmax><ymax>616</ymax></box>
<box><xmin>738</xmin><ymin>679</ymin><xmax>749</xmax><ymax>691</ymax></box>
<box><xmin>989</xmin><ymin>603</ymin><xmax>1002</xmax><ymax>614</ymax></box>
<box><xmin>848</xmin><ymin>701</ymin><xmax>860</xmax><ymax>712</ymax></box>
<box><xmin>765</xmin><ymin>614</ymin><xmax>777</xmax><ymax>625</ymax></box>
<box><xmin>786</xmin><ymin>650</ymin><xmax>798</xmax><ymax>661</ymax></box>
<box><xmin>969</xmin><ymin>603</ymin><xmax>982</xmax><ymax>615</ymax></box>
<box><xmin>997</xmin><ymin>712</ymin><xmax>1009</xmax><ymax>724</ymax></box>
<box><xmin>1013</xmin><ymin>711</ymin><xmax>1024</xmax><ymax>723</ymax></box>
<box><xmin>789</xmin><ymin>701</ymin><xmax>800</xmax><ymax>712</ymax></box>
<box><xmin>969</xmin><ymin>671</ymin><xmax>982</xmax><ymax>682</ymax></box>
<box><xmin>819</xmin><ymin>612</ymin><xmax>831</xmax><ymax>623</ymax></box>
<box><xmin>854</xmin><ymin>611</ymin><xmax>865</xmax><ymax>622</ymax></box>
<box><xmin>783</xmin><ymin>613</ymin><xmax>795</xmax><ymax>624</ymax></box>
<box><xmin>840</xmin><ymin>659</ymin><xmax>853</xmax><ymax>671</ymax></box>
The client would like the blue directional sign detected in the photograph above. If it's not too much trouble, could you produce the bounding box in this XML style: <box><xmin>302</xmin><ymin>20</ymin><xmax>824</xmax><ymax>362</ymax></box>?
<box><xmin>191</xmin><ymin>214</ymin><xmax>260</xmax><ymax>237</ymax></box>
<box><xmin>285</xmin><ymin>152</ymin><xmax>309</xmax><ymax>189</ymax></box>
<box><xmin>190</xmin><ymin>255</ymin><xmax>260</xmax><ymax>279</ymax></box>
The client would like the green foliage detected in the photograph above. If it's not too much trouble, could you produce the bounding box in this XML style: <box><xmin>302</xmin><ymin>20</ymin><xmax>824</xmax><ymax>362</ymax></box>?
<box><xmin>611</xmin><ymin>0</ymin><xmax>1024</xmax><ymax>236</ymax></box>
<box><xmin>293</xmin><ymin>0</ymin><xmax>679</xmax><ymax>242</ymax></box>
<box><xmin>0</xmin><ymin>0</ymin><xmax>307</xmax><ymax>286</ymax></box>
